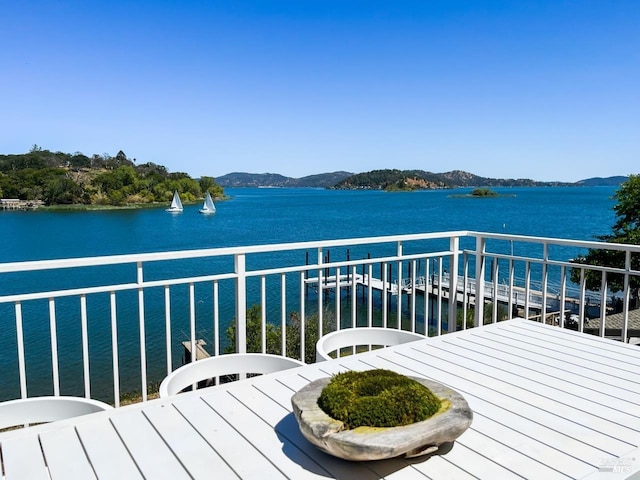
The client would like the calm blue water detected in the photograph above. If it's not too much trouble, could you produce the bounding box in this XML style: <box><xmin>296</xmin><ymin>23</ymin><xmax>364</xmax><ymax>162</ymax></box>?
<box><xmin>0</xmin><ymin>186</ymin><xmax>617</xmax><ymax>262</ymax></box>
<box><xmin>0</xmin><ymin>186</ymin><xmax>619</xmax><ymax>401</ymax></box>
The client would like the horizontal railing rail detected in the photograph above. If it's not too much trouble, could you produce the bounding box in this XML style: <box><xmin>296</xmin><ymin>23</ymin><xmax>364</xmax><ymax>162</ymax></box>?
<box><xmin>1</xmin><ymin>230</ymin><xmax>638</xmax><ymax>407</ymax></box>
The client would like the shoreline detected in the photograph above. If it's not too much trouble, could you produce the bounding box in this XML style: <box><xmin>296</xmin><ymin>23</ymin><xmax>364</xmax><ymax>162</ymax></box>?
<box><xmin>23</xmin><ymin>196</ymin><xmax>230</xmax><ymax>212</ymax></box>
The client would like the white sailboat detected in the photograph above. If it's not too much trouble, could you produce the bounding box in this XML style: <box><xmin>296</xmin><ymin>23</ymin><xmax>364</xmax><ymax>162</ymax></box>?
<box><xmin>166</xmin><ymin>190</ymin><xmax>183</xmax><ymax>213</ymax></box>
<box><xmin>199</xmin><ymin>191</ymin><xmax>216</xmax><ymax>214</ymax></box>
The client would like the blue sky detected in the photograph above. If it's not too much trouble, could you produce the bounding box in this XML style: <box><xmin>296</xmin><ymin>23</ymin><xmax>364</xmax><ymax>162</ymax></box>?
<box><xmin>1</xmin><ymin>1</ymin><xmax>638</xmax><ymax>182</ymax></box>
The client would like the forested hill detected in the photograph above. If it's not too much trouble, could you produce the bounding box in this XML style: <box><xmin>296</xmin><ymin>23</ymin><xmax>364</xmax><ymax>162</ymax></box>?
<box><xmin>218</xmin><ymin>169</ymin><xmax>629</xmax><ymax>190</ymax></box>
<box><xmin>0</xmin><ymin>147</ymin><xmax>223</xmax><ymax>206</ymax></box>
<box><xmin>331</xmin><ymin>169</ymin><xmax>577</xmax><ymax>190</ymax></box>
<box><xmin>216</xmin><ymin>171</ymin><xmax>353</xmax><ymax>188</ymax></box>
<box><xmin>576</xmin><ymin>176</ymin><xmax>629</xmax><ymax>186</ymax></box>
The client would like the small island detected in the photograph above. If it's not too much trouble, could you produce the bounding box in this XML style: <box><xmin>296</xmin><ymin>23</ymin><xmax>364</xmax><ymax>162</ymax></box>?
<box><xmin>449</xmin><ymin>187</ymin><xmax>516</xmax><ymax>198</ymax></box>
<box><xmin>470</xmin><ymin>187</ymin><xmax>499</xmax><ymax>197</ymax></box>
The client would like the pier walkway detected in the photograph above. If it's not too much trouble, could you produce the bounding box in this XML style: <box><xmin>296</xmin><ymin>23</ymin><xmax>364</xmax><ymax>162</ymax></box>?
<box><xmin>305</xmin><ymin>272</ymin><xmax>586</xmax><ymax>314</ymax></box>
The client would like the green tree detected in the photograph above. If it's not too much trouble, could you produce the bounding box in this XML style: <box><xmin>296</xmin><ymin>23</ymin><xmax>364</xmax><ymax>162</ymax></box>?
<box><xmin>471</xmin><ymin>187</ymin><xmax>498</xmax><ymax>197</ymax></box>
<box><xmin>224</xmin><ymin>305</ymin><xmax>281</xmax><ymax>354</ymax></box>
<box><xmin>70</xmin><ymin>152</ymin><xmax>91</xmax><ymax>168</ymax></box>
<box><xmin>44</xmin><ymin>176</ymin><xmax>85</xmax><ymax>204</ymax></box>
<box><xmin>570</xmin><ymin>175</ymin><xmax>640</xmax><ymax>301</ymax></box>
<box><xmin>199</xmin><ymin>176</ymin><xmax>223</xmax><ymax>199</ymax></box>
<box><xmin>224</xmin><ymin>305</ymin><xmax>335</xmax><ymax>364</ymax></box>
<box><xmin>284</xmin><ymin>311</ymin><xmax>335</xmax><ymax>364</ymax></box>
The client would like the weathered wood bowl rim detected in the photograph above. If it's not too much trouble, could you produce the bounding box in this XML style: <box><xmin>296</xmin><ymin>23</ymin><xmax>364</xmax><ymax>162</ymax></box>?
<box><xmin>291</xmin><ymin>375</ymin><xmax>473</xmax><ymax>461</ymax></box>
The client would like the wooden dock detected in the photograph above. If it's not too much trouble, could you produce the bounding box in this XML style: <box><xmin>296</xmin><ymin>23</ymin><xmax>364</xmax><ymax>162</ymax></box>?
<box><xmin>181</xmin><ymin>339</ymin><xmax>210</xmax><ymax>363</ymax></box>
<box><xmin>305</xmin><ymin>272</ymin><xmax>588</xmax><ymax>315</ymax></box>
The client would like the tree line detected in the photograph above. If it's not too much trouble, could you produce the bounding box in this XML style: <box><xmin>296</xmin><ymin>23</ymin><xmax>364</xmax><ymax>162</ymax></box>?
<box><xmin>331</xmin><ymin>169</ymin><xmax>449</xmax><ymax>191</ymax></box>
<box><xmin>0</xmin><ymin>145</ymin><xmax>223</xmax><ymax>206</ymax></box>
<box><xmin>570</xmin><ymin>174</ymin><xmax>640</xmax><ymax>305</ymax></box>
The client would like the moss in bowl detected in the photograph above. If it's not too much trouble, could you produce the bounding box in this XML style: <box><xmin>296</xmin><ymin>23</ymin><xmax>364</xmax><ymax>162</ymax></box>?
<box><xmin>291</xmin><ymin>369</ymin><xmax>473</xmax><ymax>461</ymax></box>
<box><xmin>318</xmin><ymin>369</ymin><xmax>441</xmax><ymax>429</ymax></box>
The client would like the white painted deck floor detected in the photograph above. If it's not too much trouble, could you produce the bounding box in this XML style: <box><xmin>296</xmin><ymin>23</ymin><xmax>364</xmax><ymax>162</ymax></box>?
<box><xmin>1</xmin><ymin>318</ymin><xmax>639</xmax><ymax>479</ymax></box>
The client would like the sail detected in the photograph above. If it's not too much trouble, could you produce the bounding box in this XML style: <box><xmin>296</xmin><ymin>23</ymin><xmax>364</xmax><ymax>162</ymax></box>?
<box><xmin>166</xmin><ymin>191</ymin><xmax>183</xmax><ymax>212</ymax></box>
<box><xmin>199</xmin><ymin>191</ymin><xmax>216</xmax><ymax>214</ymax></box>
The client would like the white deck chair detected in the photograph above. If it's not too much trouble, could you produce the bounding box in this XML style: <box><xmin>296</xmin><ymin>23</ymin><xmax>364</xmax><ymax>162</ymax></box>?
<box><xmin>0</xmin><ymin>396</ymin><xmax>113</xmax><ymax>430</ymax></box>
<box><xmin>159</xmin><ymin>353</ymin><xmax>305</xmax><ymax>398</ymax></box>
<box><xmin>315</xmin><ymin>327</ymin><xmax>425</xmax><ymax>362</ymax></box>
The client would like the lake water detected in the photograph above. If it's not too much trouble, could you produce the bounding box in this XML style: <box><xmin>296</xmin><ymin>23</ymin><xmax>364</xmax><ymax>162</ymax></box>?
<box><xmin>0</xmin><ymin>186</ymin><xmax>617</xmax><ymax>263</ymax></box>
<box><xmin>0</xmin><ymin>186</ymin><xmax>619</xmax><ymax>400</ymax></box>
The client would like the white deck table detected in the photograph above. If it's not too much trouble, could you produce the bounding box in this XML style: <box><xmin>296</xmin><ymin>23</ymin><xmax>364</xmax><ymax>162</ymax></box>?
<box><xmin>1</xmin><ymin>319</ymin><xmax>640</xmax><ymax>480</ymax></box>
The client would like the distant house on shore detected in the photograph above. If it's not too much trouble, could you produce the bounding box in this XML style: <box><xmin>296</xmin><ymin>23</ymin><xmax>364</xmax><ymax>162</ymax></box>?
<box><xmin>583</xmin><ymin>308</ymin><xmax>640</xmax><ymax>344</ymax></box>
<box><xmin>1</xmin><ymin>198</ymin><xmax>43</xmax><ymax>210</ymax></box>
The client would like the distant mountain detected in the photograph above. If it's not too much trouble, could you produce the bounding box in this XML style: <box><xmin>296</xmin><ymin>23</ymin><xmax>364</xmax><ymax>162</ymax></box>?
<box><xmin>576</xmin><ymin>176</ymin><xmax>629</xmax><ymax>186</ymax></box>
<box><xmin>332</xmin><ymin>169</ymin><xmax>573</xmax><ymax>190</ymax></box>
<box><xmin>215</xmin><ymin>169</ymin><xmax>629</xmax><ymax>189</ymax></box>
<box><xmin>293</xmin><ymin>171</ymin><xmax>354</xmax><ymax>187</ymax></box>
<box><xmin>216</xmin><ymin>171</ymin><xmax>352</xmax><ymax>188</ymax></box>
<box><xmin>437</xmin><ymin>170</ymin><xmax>569</xmax><ymax>187</ymax></box>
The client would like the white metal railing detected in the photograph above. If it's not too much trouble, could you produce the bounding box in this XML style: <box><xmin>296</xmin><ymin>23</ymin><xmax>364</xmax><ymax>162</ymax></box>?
<box><xmin>0</xmin><ymin>230</ymin><xmax>638</xmax><ymax>406</ymax></box>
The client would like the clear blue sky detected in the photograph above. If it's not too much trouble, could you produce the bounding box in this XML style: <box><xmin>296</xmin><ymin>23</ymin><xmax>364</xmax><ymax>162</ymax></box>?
<box><xmin>2</xmin><ymin>1</ymin><xmax>638</xmax><ymax>182</ymax></box>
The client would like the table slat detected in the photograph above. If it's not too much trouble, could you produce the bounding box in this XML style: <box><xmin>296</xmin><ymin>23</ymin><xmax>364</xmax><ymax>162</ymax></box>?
<box><xmin>110</xmin><ymin>407</ymin><xmax>192</xmax><ymax>480</ymax></box>
<box><xmin>76</xmin><ymin>418</ymin><xmax>144</xmax><ymax>479</ymax></box>
<box><xmin>143</xmin><ymin>402</ymin><xmax>240</xmax><ymax>479</ymax></box>
<box><xmin>40</xmin><ymin>427</ymin><xmax>97</xmax><ymax>480</ymax></box>
<box><xmin>1</xmin><ymin>435</ymin><xmax>49</xmax><ymax>480</ymax></box>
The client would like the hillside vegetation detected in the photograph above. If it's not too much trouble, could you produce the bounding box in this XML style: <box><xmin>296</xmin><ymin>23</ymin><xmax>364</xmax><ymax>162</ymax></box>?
<box><xmin>216</xmin><ymin>171</ymin><xmax>353</xmax><ymax>188</ymax></box>
<box><xmin>333</xmin><ymin>169</ymin><xmax>576</xmax><ymax>190</ymax></box>
<box><xmin>0</xmin><ymin>146</ymin><xmax>223</xmax><ymax>207</ymax></box>
<box><xmin>332</xmin><ymin>169</ymin><xmax>449</xmax><ymax>190</ymax></box>
<box><xmin>217</xmin><ymin>169</ymin><xmax>617</xmax><ymax>190</ymax></box>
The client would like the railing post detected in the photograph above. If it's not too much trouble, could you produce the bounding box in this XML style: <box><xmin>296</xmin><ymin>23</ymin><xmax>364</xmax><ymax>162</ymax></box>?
<box><xmin>137</xmin><ymin>262</ymin><xmax>147</xmax><ymax>402</ymax></box>
<box><xmin>622</xmin><ymin>251</ymin><xmax>631</xmax><ymax>342</ymax></box>
<box><xmin>48</xmin><ymin>298</ymin><xmax>60</xmax><ymax>396</ymax></box>
<box><xmin>189</xmin><ymin>282</ymin><xmax>196</xmax><ymax>361</ymax></box>
<box><xmin>474</xmin><ymin>235</ymin><xmax>486</xmax><ymax>327</ymax></box>
<box><xmin>559</xmin><ymin>266</ymin><xmax>567</xmax><ymax>327</ymax></box>
<box><xmin>111</xmin><ymin>291</ymin><xmax>120</xmax><ymax>407</ymax></box>
<box><xmin>235</xmin><ymin>253</ymin><xmax>247</xmax><ymax>354</ymax></box>
<box><xmin>448</xmin><ymin>236</ymin><xmax>459</xmax><ymax>333</ymax></box>
<box><xmin>15</xmin><ymin>302</ymin><xmax>27</xmax><ymax>399</ymax></box>
<box><xmin>80</xmin><ymin>294</ymin><xmax>90</xmax><ymax>398</ymax></box>
<box><xmin>462</xmin><ymin>252</ymin><xmax>468</xmax><ymax>329</ymax></box>
<box><xmin>397</xmin><ymin>241</ymin><xmax>403</xmax><ymax>329</ymax></box>
<box><xmin>317</xmin><ymin>247</ymin><xmax>324</xmax><ymax>335</ymax></box>
<box><xmin>578</xmin><ymin>268</ymin><xmax>586</xmax><ymax>332</ymax></box>
<box><xmin>508</xmin><ymin>257</ymin><xmax>515</xmax><ymax>320</ymax></box>
<box><xmin>599</xmin><ymin>272</ymin><xmax>607</xmax><ymax>338</ymax></box>
<box><xmin>541</xmin><ymin>243</ymin><xmax>549</xmax><ymax>323</ymax></box>
<box><xmin>299</xmin><ymin>271</ymin><xmax>306</xmax><ymax>362</ymax></box>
